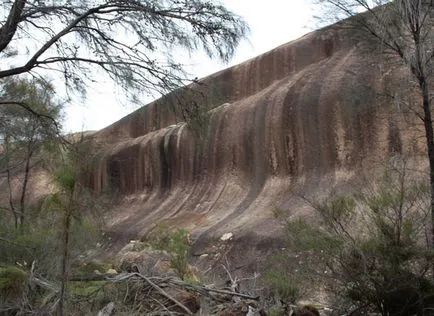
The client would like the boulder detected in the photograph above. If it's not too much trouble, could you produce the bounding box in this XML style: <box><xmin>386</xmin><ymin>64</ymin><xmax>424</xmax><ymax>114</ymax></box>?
<box><xmin>119</xmin><ymin>249</ymin><xmax>176</xmax><ymax>276</ymax></box>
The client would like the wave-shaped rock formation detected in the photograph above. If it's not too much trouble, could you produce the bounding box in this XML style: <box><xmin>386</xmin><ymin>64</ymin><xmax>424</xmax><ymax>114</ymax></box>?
<box><xmin>89</xmin><ymin>24</ymin><xmax>425</xmax><ymax>257</ymax></box>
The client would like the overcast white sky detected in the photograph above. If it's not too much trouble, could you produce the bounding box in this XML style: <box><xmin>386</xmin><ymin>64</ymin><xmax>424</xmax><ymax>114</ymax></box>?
<box><xmin>64</xmin><ymin>0</ymin><xmax>313</xmax><ymax>133</ymax></box>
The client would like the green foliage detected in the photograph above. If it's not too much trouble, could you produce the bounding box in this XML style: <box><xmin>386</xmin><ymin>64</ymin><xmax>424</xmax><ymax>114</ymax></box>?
<box><xmin>69</xmin><ymin>281</ymin><xmax>107</xmax><ymax>297</ymax></box>
<box><xmin>143</xmin><ymin>225</ymin><xmax>192</xmax><ymax>280</ymax></box>
<box><xmin>67</xmin><ymin>280</ymin><xmax>127</xmax><ymax>314</ymax></box>
<box><xmin>287</xmin><ymin>219</ymin><xmax>342</xmax><ymax>252</ymax></box>
<box><xmin>0</xmin><ymin>198</ymin><xmax>101</xmax><ymax>279</ymax></box>
<box><xmin>0</xmin><ymin>77</ymin><xmax>63</xmax><ymax>229</ymax></box>
<box><xmin>263</xmin><ymin>271</ymin><xmax>300</xmax><ymax>304</ymax></box>
<box><xmin>0</xmin><ymin>266</ymin><xmax>27</xmax><ymax>295</ymax></box>
<box><xmin>288</xmin><ymin>166</ymin><xmax>434</xmax><ymax>315</ymax></box>
<box><xmin>0</xmin><ymin>265</ymin><xmax>28</xmax><ymax>313</ymax></box>
<box><xmin>0</xmin><ymin>225</ymin><xmax>60</xmax><ymax>277</ymax></box>
<box><xmin>268</xmin><ymin>306</ymin><xmax>285</xmax><ymax>316</ymax></box>
<box><xmin>143</xmin><ymin>222</ymin><xmax>173</xmax><ymax>250</ymax></box>
<box><xmin>55</xmin><ymin>167</ymin><xmax>77</xmax><ymax>192</ymax></box>
<box><xmin>315</xmin><ymin>195</ymin><xmax>356</xmax><ymax>226</ymax></box>
<box><xmin>0</xmin><ymin>1</ymin><xmax>248</xmax><ymax>103</ymax></box>
<box><xmin>168</xmin><ymin>229</ymin><xmax>191</xmax><ymax>280</ymax></box>
<box><xmin>0</xmin><ymin>77</ymin><xmax>61</xmax><ymax>148</ymax></box>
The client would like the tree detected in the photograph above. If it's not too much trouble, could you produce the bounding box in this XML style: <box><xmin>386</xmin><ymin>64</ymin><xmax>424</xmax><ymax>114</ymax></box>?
<box><xmin>0</xmin><ymin>77</ymin><xmax>61</xmax><ymax>229</ymax></box>
<box><xmin>0</xmin><ymin>0</ymin><xmax>248</xmax><ymax>101</ymax></box>
<box><xmin>313</xmin><ymin>0</ymin><xmax>434</xmax><ymax>251</ymax></box>
<box><xmin>54</xmin><ymin>159</ymin><xmax>77</xmax><ymax>316</ymax></box>
<box><xmin>0</xmin><ymin>136</ymin><xmax>107</xmax><ymax>315</ymax></box>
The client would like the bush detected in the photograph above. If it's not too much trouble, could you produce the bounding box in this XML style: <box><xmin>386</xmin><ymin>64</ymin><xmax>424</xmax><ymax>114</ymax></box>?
<box><xmin>168</xmin><ymin>229</ymin><xmax>191</xmax><ymax>280</ymax></box>
<box><xmin>142</xmin><ymin>225</ymin><xmax>192</xmax><ymax>280</ymax></box>
<box><xmin>143</xmin><ymin>222</ymin><xmax>173</xmax><ymax>250</ymax></box>
<box><xmin>0</xmin><ymin>265</ymin><xmax>28</xmax><ymax>312</ymax></box>
<box><xmin>0</xmin><ymin>266</ymin><xmax>27</xmax><ymax>296</ymax></box>
<box><xmin>0</xmin><ymin>197</ymin><xmax>102</xmax><ymax>279</ymax></box>
<box><xmin>287</xmin><ymin>163</ymin><xmax>434</xmax><ymax>315</ymax></box>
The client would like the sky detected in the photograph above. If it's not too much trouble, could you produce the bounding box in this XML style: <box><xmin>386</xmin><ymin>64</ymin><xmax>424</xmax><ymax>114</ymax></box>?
<box><xmin>64</xmin><ymin>0</ymin><xmax>313</xmax><ymax>133</ymax></box>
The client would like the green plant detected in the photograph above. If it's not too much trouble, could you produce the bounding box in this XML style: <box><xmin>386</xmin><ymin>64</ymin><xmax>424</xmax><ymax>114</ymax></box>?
<box><xmin>168</xmin><ymin>229</ymin><xmax>191</xmax><ymax>280</ymax></box>
<box><xmin>144</xmin><ymin>222</ymin><xmax>172</xmax><ymax>250</ymax></box>
<box><xmin>0</xmin><ymin>266</ymin><xmax>27</xmax><ymax>295</ymax></box>
<box><xmin>142</xmin><ymin>225</ymin><xmax>192</xmax><ymax>280</ymax></box>
<box><xmin>69</xmin><ymin>281</ymin><xmax>106</xmax><ymax>297</ymax></box>
<box><xmin>0</xmin><ymin>265</ymin><xmax>28</xmax><ymax>313</ymax></box>
<box><xmin>268</xmin><ymin>306</ymin><xmax>285</xmax><ymax>316</ymax></box>
<box><xmin>55</xmin><ymin>167</ymin><xmax>76</xmax><ymax>192</ymax></box>
<box><xmin>288</xmin><ymin>164</ymin><xmax>434</xmax><ymax>315</ymax></box>
<box><xmin>263</xmin><ymin>271</ymin><xmax>300</xmax><ymax>304</ymax></box>
<box><xmin>0</xmin><ymin>223</ymin><xmax>61</xmax><ymax>278</ymax></box>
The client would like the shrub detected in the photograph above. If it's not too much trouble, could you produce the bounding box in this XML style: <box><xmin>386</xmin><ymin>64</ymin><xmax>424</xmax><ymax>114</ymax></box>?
<box><xmin>288</xmin><ymin>163</ymin><xmax>434</xmax><ymax>315</ymax></box>
<box><xmin>168</xmin><ymin>229</ymin><xmax>191</xmax><ymax>280</ymax></box>
<box><xmin>0</xmin><ymin>266</ymin><xmax>27</xmax><ymax>294</ymax></box>
<box><xmin>0</xmin><ymin>266</ymin><xmax>27</xmax><ymax>309</ymax></box>
<box><xmin>142</xmin><ymin>225</ymin><xmax>192</xmax><ymax>280</ymax></box>
<box><xmin>143</xmin><ymin>222</ymin><xmax>172</xmax><ymax>250</ymax></box>
<box><xmin>0</xmin><ymin>195</ymin><xmax>102</xmax><ymax>279</ymax></box>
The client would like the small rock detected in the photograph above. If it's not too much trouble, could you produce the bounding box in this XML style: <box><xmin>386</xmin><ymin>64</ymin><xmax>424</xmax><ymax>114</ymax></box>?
<box><xmin>200</xmin><ymin>253</ymin><xmax>209</xmax><ymax>258</ymax></box>
<box><xmin>97</xmin><ymin>302</ymin><xmax>115</xmax><ymax>316</ymax></box>
<box><xmin>220</xmin><ymin>232</ymin><xmax>233</xmax><ymax>241</ymax></box>
<box><xmin>246</xmin><ymin>306</ymin><xmax>256</xmax><ymax>316</ymax></box>
<box><xmin>119</xmin><ymin>249</ymin><xmax>175</xmax><ymax>276</ymax></box>
<box><xmin>106</xmin><ymin>269</ymin><xmax>118</xmax><ymax>275</ymax></box>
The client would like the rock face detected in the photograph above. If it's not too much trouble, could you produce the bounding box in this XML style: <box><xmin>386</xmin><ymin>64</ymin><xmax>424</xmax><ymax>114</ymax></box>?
<box><xmin>88</xmin><ymin>24</ymin><xmax>425</xmax><ymax>255</ymax></box>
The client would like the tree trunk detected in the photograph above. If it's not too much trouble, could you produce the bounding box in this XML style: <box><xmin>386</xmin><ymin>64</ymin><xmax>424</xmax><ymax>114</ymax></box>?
<box><xmin>420</xmin><ymin>78</ymin><xmax>434</xmax><ymax>253</ymax></box>
<box><xmin>18</xmin><ymin>146</ymin><xmax>33</xmax><ymax>229</ymax></box>
<box><xmin>0</xmin><ymin>0</ymin><xmax>27</xmax><ymax>53</ymax></box>
<box><xmin>4</xmin><ymin>137</ymin><xmax>18</xmax><ymax>229</ymax></box>
<box><xmin>6</xmin><ymin>169</ymin><xmax>18</xmax><ymax>229</ymax></box>
<box><xmin>58</xmin><ymin>192</ymin><xmax>74</xmax><ymax>316</ymax></box>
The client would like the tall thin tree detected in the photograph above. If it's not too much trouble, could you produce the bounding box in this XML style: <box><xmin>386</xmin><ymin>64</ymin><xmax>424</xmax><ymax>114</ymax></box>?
<box><xmin>0</xmin><ymin>78</ymin><xmax>61</xmax><ymax>229</ymax></box>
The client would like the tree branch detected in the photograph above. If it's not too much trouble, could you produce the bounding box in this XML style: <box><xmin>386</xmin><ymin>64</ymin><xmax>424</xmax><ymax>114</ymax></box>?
<box><xmin>0</xmin><ymin>0</ymin><xmax>27</xmax><ymax>52</ymax></box>
<box><xmin>0</xmin><ymin>101</ymin><xmax>60</xmax><ymax>134</ymax></box>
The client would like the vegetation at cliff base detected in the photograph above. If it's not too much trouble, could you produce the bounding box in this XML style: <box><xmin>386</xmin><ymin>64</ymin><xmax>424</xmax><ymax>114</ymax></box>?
<box><xmin>286</xmin><ymin>161</ymin><xmax>434</xmax><ymax>315</ymax></box>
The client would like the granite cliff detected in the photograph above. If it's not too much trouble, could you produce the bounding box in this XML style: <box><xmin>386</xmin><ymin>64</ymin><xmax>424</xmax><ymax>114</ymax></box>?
<box><xmin>88</xmin><ymin>23</ymin><xmax>426</xmax><ymax>262</ymax></box>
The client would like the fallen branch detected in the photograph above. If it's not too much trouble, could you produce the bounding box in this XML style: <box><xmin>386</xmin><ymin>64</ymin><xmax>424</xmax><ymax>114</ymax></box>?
<box><xmin>169</xmin><ymin>279</ymin><xmax>259</xmax><ymax>301</ymax></box>
<box><xmin>198</xmin><ymin>287</ymin><xmax>259</xmax><ymax>301</ymax></box>
<box><xmin>113</xmin><ymin>273</ymin><xmax>193</xmax><ymax>315</ymax></box>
